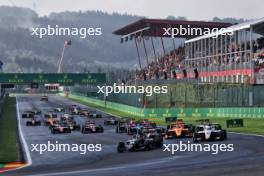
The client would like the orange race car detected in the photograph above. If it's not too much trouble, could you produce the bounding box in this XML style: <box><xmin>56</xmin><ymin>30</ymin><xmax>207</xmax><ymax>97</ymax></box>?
<box><xmin>165</xmin><ymin>119</ymin><xmax>194</xmax><ymax>139</ymax></box>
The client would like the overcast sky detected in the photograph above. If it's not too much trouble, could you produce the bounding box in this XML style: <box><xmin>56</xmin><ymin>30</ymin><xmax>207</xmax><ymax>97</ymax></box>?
<box><xmin>1</xmin><ymin>0</ymin><xmax>263</xmax><ymax>20</ymax></box>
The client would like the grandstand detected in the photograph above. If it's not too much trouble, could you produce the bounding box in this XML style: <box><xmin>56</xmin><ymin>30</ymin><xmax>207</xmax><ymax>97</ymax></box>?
<box><xmin>114</xmin><ymin>18</ymin><xmax>264</xmax><ymax>85</ymax></box>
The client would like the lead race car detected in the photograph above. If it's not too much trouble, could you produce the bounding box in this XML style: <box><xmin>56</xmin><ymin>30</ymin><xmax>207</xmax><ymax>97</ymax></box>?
<box><xmin>193</xmin><ymin>123</ymin><xmax>227</xmax><ymax>142</ymax></box>
<box><xmin>117</xmin><ymin>133</ymin><xmax>163</xmax><ymax>152</ymax></box>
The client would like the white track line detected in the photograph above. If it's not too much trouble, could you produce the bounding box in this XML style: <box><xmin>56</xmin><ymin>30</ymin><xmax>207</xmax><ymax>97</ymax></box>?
<box><xmin>26</xmin><ymin>156</ymin><xmax>182</xmax><ymax>176</ymax></box>
<box><xmin>229</xmin><ymin>132</ymin><xmax>264</xmax><ymax>138</ymax></box>
<box><xmin>15</xmin><ymin>96</ymin><xmax>32</xmax><ymax>169</ymax></box>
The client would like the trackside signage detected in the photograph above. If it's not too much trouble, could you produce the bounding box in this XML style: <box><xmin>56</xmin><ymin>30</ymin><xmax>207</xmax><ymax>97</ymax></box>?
<box><xmin>69</xmin><ymin>94</ymin><xmax>264</xmax><ymax>119</ymax></box>
<box><xmin>226</xmin><ymin>119</ymin><xmax>244</xmax><ymax>128</ymax></box>
<box><xmin>0</xmin><ymin>73</ymin><xmax>106</xmax><ymax>85</ymax></box>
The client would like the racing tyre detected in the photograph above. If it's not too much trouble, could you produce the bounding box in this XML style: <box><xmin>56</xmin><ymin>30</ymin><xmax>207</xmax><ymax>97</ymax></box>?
<box><xmin>117</xmin><ymin>142</ymin><xmax>126</xmax><ymax>153</ymax></box>
<box><xmin>193</xmin><ymin>133</ymin><xmax>198</xmax><ymax>142</ymax></box>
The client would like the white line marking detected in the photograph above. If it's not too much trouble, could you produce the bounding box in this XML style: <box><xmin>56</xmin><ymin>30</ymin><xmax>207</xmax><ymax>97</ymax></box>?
<box><xmin>229</xmin><ymin>132</ymin><xmax>264</xmax><ymax>138</ymax></box>
<box><xmin>14</xmin><ymin>96</ymin><xmax>32</xmax><ymax>169</ymax></box>
<box><xmin>26</xmin><ymin>156</ymin><xmax>182</xmax><ymax>176</ymax></box>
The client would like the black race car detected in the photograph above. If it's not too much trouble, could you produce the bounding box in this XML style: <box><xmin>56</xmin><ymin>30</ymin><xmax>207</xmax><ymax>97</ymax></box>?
<box><xmin>26</xmin><ymin>117</ymin><xmax>41</xmax><ymax>126</ymax></box>
<box><xmin>88</xmin><ymin>111</ymin><xmax>102</xmax><ymax>118</ymax></box>
<box><xmin>40</xmin><ymin>95</ymin><xmax>48</xmax><ymax>101</ymax></box>
<box><xmin>116</xmin><ymin>120</ymin><xmax>128</xmax><ymax>133</ymax></box>
<box><xmin>22</xmin><ymin>111</ymin><xmax>35</xmax><ymax>118</ymax></box>
<box><xmin>117</xmin><ymin>133</ymin><xmax>163</xmax><ymax>152</ymax></box>
<box><xmin>104</xmin><ymin>116</ymin><xmax>118</xmax><ymax>125</ymax></box>
<box><xmin>54</xmin><ymin>108</ymin><xmax>65</xmax><ymax>113</ymax></box>
<box><xmin>81</xmin><ymin>121</ymin><xmax>104</xmax><ymax>133</ymax></box>
<box><xmin>50</xmin><ymin>123</ymin><xmax>71</xmax><ymax>134</ymax></box>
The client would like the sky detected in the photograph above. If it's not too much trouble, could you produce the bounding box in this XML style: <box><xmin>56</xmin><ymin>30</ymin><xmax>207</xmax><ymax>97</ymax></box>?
<box><xmin>1</xmin><ymin>0</ymin><xmax>263</xmax><ymax>20</ymax></box>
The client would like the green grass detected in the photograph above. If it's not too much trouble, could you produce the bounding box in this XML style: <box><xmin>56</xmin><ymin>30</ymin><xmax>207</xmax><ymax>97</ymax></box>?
<box><xmin>68</xmin><ymin>97</ymin><xmax>264</xmax><ymax>136</ymax></box>
<box><xmin>0</xmin><ymin>97</ymin><xmax>18</xmax><ymax>163</ymax></box>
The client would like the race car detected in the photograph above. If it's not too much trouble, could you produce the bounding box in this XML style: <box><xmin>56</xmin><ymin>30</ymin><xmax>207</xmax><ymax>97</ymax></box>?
<box><xmin>138</xmin><ymin>119</ymin><xmax>156</xmax><ymax>128</ymax></box>
<box><xmin>32</xmin><ymin>109</ymin><xmax>42</xmax><ymax>115</ymax></box>
<box><xmin>69</xmin><ymin>105</ymin><xmax>80</xmax><ymax>115</ymax></box>
<box><xmin>21</xmin><ymin>111</ymin><xmax>35</xmax><ymax>118</ymax></box>
<box><xmin>50</xmin><ymin>123</ymin><xmax>71</xmax><ymax>134</ymax></box>
<box><xmin>54</xmin><ymin>108</ymin><xmax>65</xmax><ymax>113</ymax></box>
<box><xmin>44</xmin><ymin>112</ymin><xmax>58</xmax><ymax>119</ymax></box>
<box><xmin>117</xmin><ymin>133</ymin><xmax>163</xmax><ymax>152</ymax></box>
<box><xmin>44</xmin><ymin>112</ymin><xmax>59</xmax><ymax>126</ymax></box>
<box><xmin>104</xmin><ymin>116</ymin><xmax>118</xmax><ymax>125</ymax></box>
<box><xmin>45</xmin><ymin>118</ymin><xmax>59</xmax><ymax>126</ymax></box>
<box><xmin>165</xmin><ymin>120</ymin><xmax>194</xmax><ymax>139</ymax></box>
<box><xmin>193</xmin><ymin>123</ymin><xmax>227</xmax><ymax>142</ymax></box>
<box><xmin>79</xmin><ymin>109</ymin><xmax>90</xmax><ymax>117</ymax></box>
<box><xmin>127</xmin><ymin>124</ymin><xmax>143</xmax><ymax>135</ymax></box>
<box><xmin>60</xmin><ymin>114</ymin><xmax>74</xmax><ymax>122</ymax></box>
<box><xmin>116</xmin><ymin>120</ymin><xmax>128</xmax><ymax>133</ymax></box>
<box><xmin>81</xmin><ymin>121</ymin><xmax>104</xmax><ymax>133</ymax></box>
<box><xmin>40</xmin><ymin>95</ymin><xmax>48</xmax><ymax>101</ymax></box>
<box><xmin>26</xmin><ymin>116</ymin><xmax>41</xmax><ymax>126</ymax></box>
<box><xmin>88</xmin><ymin>111</ymin><xmax>102</xmax><ymax>118</ymax></box>
<box><xmin>67</xmin><ymin>121</ymin><xmax>81</xmax><ymax>131</ymax></box>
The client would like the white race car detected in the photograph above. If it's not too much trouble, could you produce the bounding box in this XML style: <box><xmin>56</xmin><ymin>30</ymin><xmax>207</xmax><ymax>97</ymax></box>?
<box><xmin>193</xmin><ymin>123</ymin><xmax>227</xmax><ymax>142</ymax></box>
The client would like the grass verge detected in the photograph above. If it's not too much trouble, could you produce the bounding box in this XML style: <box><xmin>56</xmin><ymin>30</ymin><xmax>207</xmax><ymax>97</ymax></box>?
<box><xmin>0</xmin><ymin>97</ymin><xmax>18</xmax><ymax>163</ymax></box>
<box><xmin>68</xmin><ymin>97</ymin><xmax>264</xmax><ymax>136</ymax></box>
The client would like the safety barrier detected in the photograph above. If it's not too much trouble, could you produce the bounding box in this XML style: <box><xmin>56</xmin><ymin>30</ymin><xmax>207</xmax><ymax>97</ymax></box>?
<box><xmin>68</xmin><ymin>94</ymin><xmax>264</xmax><ymax>118</ymax></box>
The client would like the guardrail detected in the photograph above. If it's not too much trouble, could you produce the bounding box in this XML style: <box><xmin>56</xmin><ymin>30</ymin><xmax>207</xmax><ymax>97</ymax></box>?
<box><xmin>68</xmin><ymin>94</ymin><xmax>264</xmax><ymax>118</ymax></box>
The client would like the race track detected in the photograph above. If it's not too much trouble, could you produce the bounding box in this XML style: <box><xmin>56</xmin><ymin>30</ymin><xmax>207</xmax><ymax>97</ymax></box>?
<box><xmin>3</xmin><ymin>95</ymin><xmax>264</xmax><ymax>176</ymax></box>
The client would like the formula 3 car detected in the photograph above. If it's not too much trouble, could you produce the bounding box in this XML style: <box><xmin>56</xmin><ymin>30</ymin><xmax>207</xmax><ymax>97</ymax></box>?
<box><xmin>89</xmin><ymin>111</ymin><xmax>102</xmax><ymax>118</ymax></box>
<box><xmin>69</xmin><ymin>105</ymin><xmax>80</xmax><ymax>115</ymax></box>
<box><xmin>21</xmin><ymin>111</ymin><xmax>35</xmax><ymax>118</ymax></box>
<box><xmin>81</xmin><ymin>121</ymin><xmax>104</xmax><ymax>133</ymax></box>
<box><xmin>54</xmin><ymin>107</ymin><xmax>65</xmax><ymax>113</ymax></box>
<box><xmin>40</xmin><ymin>95</ymin><xmax>48</xmax><ymax>101</ymax></box>
<box><xmin>79</xmin><ymin>109</ymin><xmax>90</xmax><ymax>117</ymax></box>
<box><xmin>50</xmin><ymin>123</ymin><xmax>71</xmax><ymax>134</ymax></box>
<box><xmin>116</xmin><ymin>120</ymin><xmax>128</xmax><ymax>133</ymax></box>
<box><xmin>104</xmin><ymin>116</ymin><xmax>118</xmax><ymax>125</ymax></box>
<box><xmin>117</xmin><ymin>133</ymin><xmax>163</xmax><ymax>152</ymax></box>
<box><xmin>26</xmin><ymin>117</ymin><xmax>41</xmax><ymax>126</ymax></box>
<box><xmin>193</xmin><ymin>123</ymin><xmax>227</xmax><ymax>142</ymax></box>
<box><xmin>165</xmin><ymin>120</ymin><xmax>194</xmax><ymax>139</ymax></box>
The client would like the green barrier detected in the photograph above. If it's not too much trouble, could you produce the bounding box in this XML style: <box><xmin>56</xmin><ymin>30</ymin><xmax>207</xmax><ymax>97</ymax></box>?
<box><xmin>0</xmin><ymin>164</ymin><xmax>4</xmax><ymax>168</ymax></box>
<box><xmin>68</xmin><ymin>94</ymin><xmax>264</xmax><ymax>119</ymax></box>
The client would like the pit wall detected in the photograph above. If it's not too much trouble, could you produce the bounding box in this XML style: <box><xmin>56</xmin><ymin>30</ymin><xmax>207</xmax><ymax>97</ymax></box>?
<box><xmin>67</xmin><ymin>93</ymin><xmax>264</xmax><ymax>118</ymax></box>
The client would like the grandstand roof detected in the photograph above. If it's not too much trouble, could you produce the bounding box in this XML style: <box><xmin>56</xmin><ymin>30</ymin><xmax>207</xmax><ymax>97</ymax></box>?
<box><xmin>113</xmin><ymin>18</ymin><xmax>232</xmax><ymax>39</ymax></box>
<box><xmin>186</xmin><ymin>17</ymin><xmax>264</xmax><ymax>43</ymax></box>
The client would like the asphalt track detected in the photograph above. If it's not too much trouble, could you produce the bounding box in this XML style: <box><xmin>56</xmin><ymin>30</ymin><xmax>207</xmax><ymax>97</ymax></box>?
<box><xmin>3</xmin><ymin>95</ymin><xmax>264</xmax><ymax>176</ymax></box>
